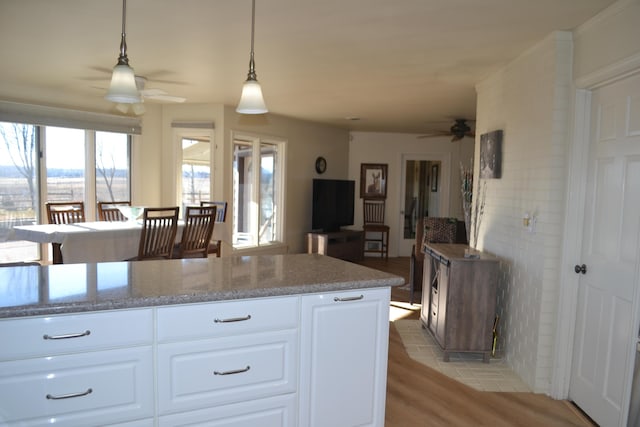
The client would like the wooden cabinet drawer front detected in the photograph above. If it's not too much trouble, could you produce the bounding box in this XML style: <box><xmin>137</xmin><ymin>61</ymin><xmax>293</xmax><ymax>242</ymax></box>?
<box><xmin>158</xmin><ymin>330</ymin><xmax>297</xmax><ymax>414</ymax></box>
<box><xmin>0</xmin><ymin>346</ymin><xmax>153</xmax><ymax>426</ymax></box>
<box><xmin>0</xmin><ymin>309</ymin><xmax>153</xmax><ymax>361</ymax></box>
<box><xmin>158</xmin><ymin>394</ymin><xmax>296</xmax><ymax>427</ymax></box>
<box><xmin>157</xmin><ymin>297</ymin><xmax>298</xmax><ymax>342</ymax></box>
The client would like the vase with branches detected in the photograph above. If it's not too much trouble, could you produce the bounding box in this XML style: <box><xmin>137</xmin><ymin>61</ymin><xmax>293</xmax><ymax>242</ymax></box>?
<box><xmin>472</xmin><ymin>180</ymin><xmax>487</xmax><ymax>248</ymax></box>
<box><xmin>460</xmin><ymin>159</ymin><xmax>473</xmax><ymax>243</ymax></box>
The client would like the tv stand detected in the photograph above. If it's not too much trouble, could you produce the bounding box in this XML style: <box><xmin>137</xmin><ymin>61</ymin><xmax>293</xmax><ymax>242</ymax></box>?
<box><xmin>307</xmin><ymin>230</ymin><xmax>364</xmax><ymax>262</ymax></box>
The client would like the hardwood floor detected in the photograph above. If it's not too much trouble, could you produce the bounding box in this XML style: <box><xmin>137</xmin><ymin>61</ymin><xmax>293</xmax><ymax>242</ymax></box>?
<box><xmin>356</xmin><ymin>256</ymin><xmax>596</xmax><ymax>427</ymax></box>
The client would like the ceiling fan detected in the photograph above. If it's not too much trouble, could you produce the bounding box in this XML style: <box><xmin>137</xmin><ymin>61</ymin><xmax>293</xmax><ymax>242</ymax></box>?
<box><xmin>418</xmin><ymin>119</ymin><xmax>475</xmax><ymax>142</ymax></box>
<box><xmin>113</xmin><ymin>75</ymin><xmax>186</xmax><ymax>115</ymax></box>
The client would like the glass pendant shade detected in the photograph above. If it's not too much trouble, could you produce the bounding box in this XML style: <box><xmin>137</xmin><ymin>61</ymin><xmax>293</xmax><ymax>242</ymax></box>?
<box><xmin>105</xmin><ymin>64</ymin><xmax>141</xmax><ymax>104</ymax></box>
<box><xmin>236</xmin><ymin>79</ymin><xmax>267</xmax><ymax>114</ymax></box>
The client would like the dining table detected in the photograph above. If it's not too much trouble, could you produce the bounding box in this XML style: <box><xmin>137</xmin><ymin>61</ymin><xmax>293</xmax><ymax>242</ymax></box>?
<box><xmin>10</xmin><ymin>220</ymin><xmax>184</xmax><ymax>264</ymax></box>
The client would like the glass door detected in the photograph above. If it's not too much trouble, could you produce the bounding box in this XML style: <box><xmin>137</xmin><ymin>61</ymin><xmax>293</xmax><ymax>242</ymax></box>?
<box><xmin>398</xmin><ymin>154</ymin><xmax>448</xmax><ymax>256</ymax></box>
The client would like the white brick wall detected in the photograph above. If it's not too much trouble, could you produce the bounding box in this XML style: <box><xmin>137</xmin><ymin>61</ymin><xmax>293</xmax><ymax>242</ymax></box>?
<box><xmin>475</xmin><ymin>32</ymin><xmax>573</xmax><ymax>393</ymax></box>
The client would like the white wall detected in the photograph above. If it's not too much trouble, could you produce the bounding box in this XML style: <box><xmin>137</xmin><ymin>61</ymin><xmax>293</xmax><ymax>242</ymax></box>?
<box><xmin>474</xmin><ymin>32</ymin><xmax>573</xmax><ymax>392</ymax></box>
<box><xmin>573</xmin><ymin>0</ymin><xmax>640</xmax><ymax>83</ymax></box>
<box><xmin>349</xmin><ymin>131</ymin><xmax>474</xmax><ymax>257</ymax></box>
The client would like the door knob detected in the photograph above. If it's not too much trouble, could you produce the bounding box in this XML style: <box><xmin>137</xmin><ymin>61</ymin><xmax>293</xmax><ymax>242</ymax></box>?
<box><xmin>574</xmin><ymin>264</ymin><xmax>587</xmax><ymax>274</ymax></box>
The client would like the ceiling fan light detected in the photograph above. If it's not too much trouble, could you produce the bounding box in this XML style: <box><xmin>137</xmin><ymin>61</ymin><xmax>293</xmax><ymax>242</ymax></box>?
<box><xmin>105</xmin><ymin>64</ymin><xmax>141</xmax><ymax>103</ymax></box>
<box><xmin>114</xmin><ymin>102</ymin><xmax>130</xmax><ymax>114</ymax></box>
<box><xmin>236</xmin><ymin>79</ymin><xmax>267</xmax><ymax>114</ymax></box>
<box><xmin>131</xmin><ymin>102</ymin><xmax>146</xmax><ymax>116</ymax></box>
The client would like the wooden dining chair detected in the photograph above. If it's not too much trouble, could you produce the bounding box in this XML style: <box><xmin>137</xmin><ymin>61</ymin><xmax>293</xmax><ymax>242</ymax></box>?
<box><xmin>45</xmin><ymin>201</ymin><xmax>86</xmax><ymax>264</ymax></box>
<box><xmin>200</xmin><ymin>201</ymin><xmax>227</xmax><ymax>257</ymax></box>
<box><xmin>362</xmin><ymin>198</ymin><xmax>389</xmax><ymax>260</ymax></box>
<box><xmin>97</xmin><ymin>201</ymin><xmax>130</xmax><ymax>221</ymax></box>
<box><xmin>46</xmin><ymin>201</ymin><xmax>85</xmax><ymax>225</ymax></box>
<box><xmin>174</xmin><ymin>206</ymin><xmax>217</xmax><ymax>259</ymax></box>
<box><xmin>134</xmin><ymin>207</ymin><xmax>180</xmax><ymax>261</ymax></box>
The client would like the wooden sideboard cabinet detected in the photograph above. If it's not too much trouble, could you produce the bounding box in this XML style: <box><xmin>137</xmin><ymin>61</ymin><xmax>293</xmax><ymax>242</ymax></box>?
<box><xmin>307</xmin><ymin>230</ymin><xmax>364</xmax><ymax>262</ymax></box>
<box><xmin>419</xmin><ymin>243</ymin><xmax>499</xmax><ymax>362</ymax></box>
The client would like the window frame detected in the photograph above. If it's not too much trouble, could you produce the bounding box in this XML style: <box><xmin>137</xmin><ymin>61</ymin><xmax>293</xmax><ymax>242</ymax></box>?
<box><xmin>0</xmin><ymin>121</ymin><xmax>132</xmax><ymax>263</ymax></box>
<box><xmin>231</xmin><ymin>131</ymin><xmax>286</xmax><ymax>252</ymax></box>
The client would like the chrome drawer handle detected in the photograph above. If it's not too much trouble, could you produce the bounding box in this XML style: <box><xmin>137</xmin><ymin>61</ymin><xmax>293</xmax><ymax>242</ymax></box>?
<box><xmin>46</xmin><ymin>388</ymin><xmax>93</xmax><ymax>400</ymax></box>
<box><xmin>214</xmin><ymin>366</ymin><xmax>251</xmax><ymax>376</ymax></box>
<box><xmin>214</xmin><ymin>315</ymin><xmax>252</xmax><ymax>323</ymax></box>
<box><xmin>43</xmin><ymin>330</ymin><xmax>91</xmax><ymax>340</ymax></box>
<box><xmin>334</xmin><ymin>294</ymin><xmax>364</xmax><ymax>302</ymax></box>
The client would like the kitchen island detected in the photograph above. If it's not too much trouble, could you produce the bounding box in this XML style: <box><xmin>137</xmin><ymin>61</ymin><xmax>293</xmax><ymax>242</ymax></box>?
<box><xmin>0</xmin><ymin>254</ymin><xmax>403</xmax><ymax>427</ymax></box>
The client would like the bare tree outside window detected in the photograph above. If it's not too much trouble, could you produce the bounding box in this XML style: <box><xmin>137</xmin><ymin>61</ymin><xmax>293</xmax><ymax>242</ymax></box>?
<box><xmin>0</xmin><ymin>122</ymin><xmax>37</xmax><ymax>211</ymax></box>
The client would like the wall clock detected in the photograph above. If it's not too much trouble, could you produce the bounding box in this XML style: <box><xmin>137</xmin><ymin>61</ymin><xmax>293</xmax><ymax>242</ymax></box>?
<box><xmin>315</xmin><ymin>156</ymin><xmax>327</xmax><ymax>174</ymax></box>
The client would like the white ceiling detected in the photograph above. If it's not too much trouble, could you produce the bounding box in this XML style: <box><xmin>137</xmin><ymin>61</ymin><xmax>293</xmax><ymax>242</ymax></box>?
<box><xmin>0</xmin><ymin>0</ymin><xmax>616</xmax><ymax>134</ymax></box>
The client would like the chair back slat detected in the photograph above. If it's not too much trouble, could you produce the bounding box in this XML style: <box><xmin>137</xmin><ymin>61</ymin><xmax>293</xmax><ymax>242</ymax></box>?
<box><xmin>199</xmin><ymin>201</ymin><xmax>227</xmax><ymax>257</ymax></box>
<box><xmin>177</xmin><ymin>206</ymin><xmax>217</xmax><ymax>258</ymax></box>
<box><xmin>200</xmin><ymin>201</ymin><xmax>227</xmax><ymax>223</ymax></box>
<box><xmin>46</xmin><ymin>202</ymin><xmax>85</xmax><ymax>224</ymax></box>
<box><xmin>97</xmin><ymin>201</ymin><xmax>130</xmax><ymax>221</ymax></box>
<box><xmin>137</xmin><ymin>207</ymin><xmax>179</xmax><ymax>260</ymax></box>
<box><xmin>363</xmin><ymin>199</ymin><xmax>385</xmax><ymax>225</ymax></box>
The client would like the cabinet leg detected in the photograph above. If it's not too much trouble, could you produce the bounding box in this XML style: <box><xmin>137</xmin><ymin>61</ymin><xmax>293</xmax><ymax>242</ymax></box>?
<box><xmin>443</xmin><ymin>352</ymin><xmax>450</xmax><ymax>362</ymax></box>
<box><xmin>483</xmin><ymin>352</ymin><xmax>491</xmax><ymax>363</ymax></box>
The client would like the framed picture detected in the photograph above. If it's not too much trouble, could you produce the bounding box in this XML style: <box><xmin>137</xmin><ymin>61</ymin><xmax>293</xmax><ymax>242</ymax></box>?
<box><xmin>480</xmin><ymin>130</ymin><xmax>503</xmax><ymax>179</ymax></box>
<box><xmin>431</xmin><ymin>164</ymin><xmax>439</xmax><ymax>192</ymax></box>
<box><xmin>360</xmin><ymin>163</ymin><xmax>388</xmax><ymax>199</ymax></box>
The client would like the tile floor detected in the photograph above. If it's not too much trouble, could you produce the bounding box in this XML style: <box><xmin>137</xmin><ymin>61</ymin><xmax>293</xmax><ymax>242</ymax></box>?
<box><xmin>394</xmin><ymin>318</ymin><xmax>531</xmax><ymax>392</ymax></box>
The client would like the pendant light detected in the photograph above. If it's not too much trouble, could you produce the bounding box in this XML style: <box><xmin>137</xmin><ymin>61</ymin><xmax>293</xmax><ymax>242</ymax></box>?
<box><xmin>236</xmin><ymin>0</ymin><xmax>268</xmax><ymax>114</ymax></box>
<box><xmin>105</xmin><ymin>0</ymin><xmax>141</xmax><ymax>104</ymax></box>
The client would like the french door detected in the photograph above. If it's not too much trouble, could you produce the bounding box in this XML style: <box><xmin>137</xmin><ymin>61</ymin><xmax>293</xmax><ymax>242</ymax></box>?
<box><xmin>397</xmin><ymin>153</ymin><xmax>450</xmax><ymax>256</ymax></box>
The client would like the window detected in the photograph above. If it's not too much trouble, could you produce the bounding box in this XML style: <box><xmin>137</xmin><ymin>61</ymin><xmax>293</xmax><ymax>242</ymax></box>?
<box><xmin>0</xmin><ymin>121</ymin><xmax>131</xmax><ymax>263</ymax></box>
<box><xmin>96</xmin><ymin>131</ymin><xmax>130</xmax><ymax>203</ymax></box>
<box><xmin>232</xmin><ymin>134</ymin><xmax>284</xmax><ymax>249</ymax></box>
<box><xmin>181</xmin><ymin>137</ymin><xmax>210</xmax><ymax>208</ymax></box>
<box><xmin>0</xmin><ymin>122</ymin><xmax>40</xmax><ymax>262</ymax></box>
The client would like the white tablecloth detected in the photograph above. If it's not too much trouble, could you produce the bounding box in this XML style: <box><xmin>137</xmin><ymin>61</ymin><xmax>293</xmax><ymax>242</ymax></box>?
<box><xmin>11</xmin><ymin>221</ymin><xmax>183</xmax><ymax>264</ymax></box>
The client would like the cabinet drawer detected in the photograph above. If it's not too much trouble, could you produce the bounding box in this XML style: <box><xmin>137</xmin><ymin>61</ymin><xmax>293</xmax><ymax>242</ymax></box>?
<box><xmin>0</xmin><ymin>346</ymin><xmax>153</xmax><ymax>426</ymax></box>
<box><xmin>158</xmin><ymin>394</ymin><xmax>296</xmax><ymax>427</ymax></box>
<box><xmin>158</xmin><ymin>329</ymin><xmax>297</xmax><ymax>414</ymax></box>
<box><xmin>157</xmin><ymin>297</ymin><xmax>298</xmax><ymax>342</ymax></box>
<box><xmin>0</xmin><ymin>309</ymin><xmax>153</xmax><ymax>361</ymax></box>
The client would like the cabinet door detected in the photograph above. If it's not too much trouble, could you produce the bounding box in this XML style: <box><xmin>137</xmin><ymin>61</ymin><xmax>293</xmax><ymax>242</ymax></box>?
<box><xmin>299</xmin><ymin>287</ymin><xmax>390</xmax><ymax>427</ymax></box>
<box><xmin>434</xmin><ymin>263</ymin><xmax>449</xmax><ymax>346</ymax></box>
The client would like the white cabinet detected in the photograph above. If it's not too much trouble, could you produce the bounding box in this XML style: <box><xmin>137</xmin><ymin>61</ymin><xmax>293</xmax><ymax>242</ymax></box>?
<box><xmin>0</xmin><ymin>287</ymin><xmax>392</xmax><ymax>426</ymax></box>
<box><xmin>0</xmin><ymin>309</ymin><xmax>154</xmax><ymax>427</ymax></box>
<box><xmin>299</xmin><ymin>287</ymin><xmax>391</xmax><ymax>427</ymax></box>
<box><xmin>156</xmin><ymin>297</ymin><xmax>299</xmax><ymax>425</ymax></box>
<box><xmin>158</xmin><ymin>394</ymin><xmax>297</xmax><ymax>427</ymax></box>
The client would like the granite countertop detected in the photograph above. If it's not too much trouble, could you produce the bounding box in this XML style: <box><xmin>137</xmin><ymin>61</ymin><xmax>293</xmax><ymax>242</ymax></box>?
<box><xmin>0</xmin><ymin>254</ymin><xmax>404</xmax><ymax>319</ymax></box>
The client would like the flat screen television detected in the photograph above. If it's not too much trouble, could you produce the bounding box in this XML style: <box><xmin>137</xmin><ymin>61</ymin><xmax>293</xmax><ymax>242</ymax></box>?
<box><xmin>312</xmin><ymin>179</ymin><xmax>355</xmax><ymax>232</ymax></box>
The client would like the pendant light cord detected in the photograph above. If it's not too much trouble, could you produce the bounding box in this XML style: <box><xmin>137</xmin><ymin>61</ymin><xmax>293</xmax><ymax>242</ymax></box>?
<box><xmin>246</xmin><ymin>0</ymin><xmax>257</xmax><ymax>80</ymax></box>
<box><xmin>117</xmin><ymin>0</ymin><xmax>130</xmax><ymax>66</ymax></box>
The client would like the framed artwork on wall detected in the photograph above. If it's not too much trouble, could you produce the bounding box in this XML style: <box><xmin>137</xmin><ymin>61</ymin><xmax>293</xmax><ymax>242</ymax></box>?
<box><xmin>480</xmin><ymin>130</ymin><xmax>503</xmax><ymax>179</ymax></box>
<box><xmin>360</xmin><ymin>163</ymin><xmax>388</xmax><ymax>199</ymax></box>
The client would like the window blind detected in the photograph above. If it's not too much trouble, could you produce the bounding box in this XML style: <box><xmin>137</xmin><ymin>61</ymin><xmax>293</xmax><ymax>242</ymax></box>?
<box><xmin>0</xmin><ymin>101</ymin><xmax>142</xmax><ymax>135</ymax></box>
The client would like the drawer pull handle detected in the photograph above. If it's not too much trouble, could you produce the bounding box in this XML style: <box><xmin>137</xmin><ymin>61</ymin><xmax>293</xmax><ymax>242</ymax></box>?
<box><xmin>334</xmin><ymin>295</ymin><xmax>364</xmax><ymax>302</ymax></box>
<box><xmin>214</xmin><ymin>315</ymin><xmax>252</xmax><ymax>323</ymax></box>
<box><xmin>214</xmin><ymin>366</ymin><xmax>251</xmax><ymax>376</ymax></box>
<box><xmin>43</xmin><ymin>330</ymin><xmax>91</xmax><ymax>340</ymax></box>
<box><xmin>46</xmin><ymin>388</ymin><xmax>93</xmax><ymax>400</ymax></box>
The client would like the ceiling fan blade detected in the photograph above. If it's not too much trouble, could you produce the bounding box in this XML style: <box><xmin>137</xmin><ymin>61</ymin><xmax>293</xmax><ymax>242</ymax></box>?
<box><xmin>417</xmin><ymin>131</ymin><xmax>450</xmax><ymax>139</ymax></box>
<box><xmin>143</xmin><ymin>94</ymin><xmax>186</xmax><ymax>103</ymax></box>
